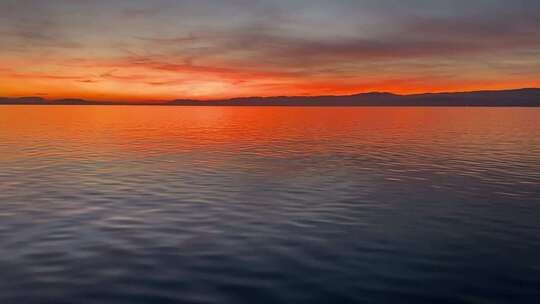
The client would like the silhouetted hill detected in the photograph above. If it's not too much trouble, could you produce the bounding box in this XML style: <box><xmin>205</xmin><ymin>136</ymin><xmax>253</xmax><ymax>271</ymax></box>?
<box><xmin>169</xmin><ymin>89</ymin><xmax>540</xmax><ymax>106</ymax></box>
<box><xmin>1</xmin><ymin>88</ymin><xmax>540</xmax><ymax>106</ymax></box>
<box><xmin>0</xmin><ymin>96</ymin><xmax>47</xmax><ymax>104</ymax></box>
<box><xmin>0</xmin><ymin>97</ymin><xmax>116</xmax><ymax>105</ymax></box>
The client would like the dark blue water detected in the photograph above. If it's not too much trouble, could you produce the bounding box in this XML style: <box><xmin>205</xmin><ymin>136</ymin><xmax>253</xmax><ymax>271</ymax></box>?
<box><xmin>0</xmin><ymin>106</ymin><xmax>539</xmax><ymax>303</ymax></box>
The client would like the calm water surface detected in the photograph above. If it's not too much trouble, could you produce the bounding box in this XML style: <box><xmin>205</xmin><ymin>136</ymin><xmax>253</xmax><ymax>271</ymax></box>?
<box><xmin>0</xmin><ymin>106</ymin><xmax>539</xmax><ymax>303</ymax></box>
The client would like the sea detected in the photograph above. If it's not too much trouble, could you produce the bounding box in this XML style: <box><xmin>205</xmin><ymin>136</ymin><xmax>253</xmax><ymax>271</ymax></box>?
<box><xmin>0</xmin><ymin>106</ymin><xmax>539</xmax><ymax>303</ymax></box>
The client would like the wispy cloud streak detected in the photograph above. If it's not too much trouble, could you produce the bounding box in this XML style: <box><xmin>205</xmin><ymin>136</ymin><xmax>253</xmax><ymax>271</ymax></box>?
<box><xmin>0</xmin><ymin>0</ymin><xmax>539</xmax><ymax>100</ymax></box>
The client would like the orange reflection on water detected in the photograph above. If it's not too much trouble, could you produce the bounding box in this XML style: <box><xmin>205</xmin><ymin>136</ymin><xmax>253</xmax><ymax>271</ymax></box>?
<box><xmin>1</xmin><ymin>106</ymin><xmax>539</xmax><ymax>163</ymax></box>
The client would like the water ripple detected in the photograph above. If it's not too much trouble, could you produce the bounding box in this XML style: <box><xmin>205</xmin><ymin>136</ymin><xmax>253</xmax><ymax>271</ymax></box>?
<box><xmin>0</xmin><ymin>106</ymin><xmax>539</xmax><ymax>303</ymax></box>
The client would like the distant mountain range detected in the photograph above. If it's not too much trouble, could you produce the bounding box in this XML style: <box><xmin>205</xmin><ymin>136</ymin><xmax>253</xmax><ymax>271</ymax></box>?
<box><xmin>2</xmin><ymin>88</ymin><xmax>540</xmax><ymax>106</ymax></box>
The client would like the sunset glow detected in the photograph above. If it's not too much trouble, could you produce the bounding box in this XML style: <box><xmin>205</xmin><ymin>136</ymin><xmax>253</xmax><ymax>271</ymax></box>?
<box><xmin>1</xmin><ymin>0</ymin><xmax>540</xmax><ymax>101</ymax></box>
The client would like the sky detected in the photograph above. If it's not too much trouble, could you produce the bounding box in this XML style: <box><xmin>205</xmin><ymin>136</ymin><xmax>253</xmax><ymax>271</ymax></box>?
<box><xmin>1</xmin><ymin>0</ymin><xmax>540</xmax><ymax>101</ymax></box>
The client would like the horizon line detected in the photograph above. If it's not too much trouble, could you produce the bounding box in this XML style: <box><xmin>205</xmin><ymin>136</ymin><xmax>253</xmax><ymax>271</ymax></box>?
<box><xmin>2</xmin><ymin>87</ymin><xmax>540</xmax><ymax>103</ymax></box>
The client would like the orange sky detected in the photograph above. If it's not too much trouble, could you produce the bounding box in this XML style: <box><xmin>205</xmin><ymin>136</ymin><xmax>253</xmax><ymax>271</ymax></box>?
<box><xmin>1</xmin><ymin>1</ymin><xmax>539</xmax><ymax>101</ymax></box>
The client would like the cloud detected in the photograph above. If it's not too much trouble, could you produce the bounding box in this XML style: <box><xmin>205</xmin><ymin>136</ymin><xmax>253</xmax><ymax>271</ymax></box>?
<box><xmin>122</xmin><ymin>7</ymin><xmax>161</xmax><ymax>18</ymax></box>
<box><xmin>135</xmin><ymin>34</ymin><xmax>198</xmax><ymax>45</ymax></box>
<box><xmin>1</xmin><ymin>0</ymin><xmax>539</xmax><ymax>99</ymax></box>
<box><xmin>9</xmin><ymin>73</ymin><xmax>87</xmax><ymax>81</ymax></box>
<box><xmin>115</xmin><ymin>1</ymin><xmax>540</xmax><ymax>81</ymax></box>
<box><xmin>0</xmin><ymin>1</ymin><xmax>81</xmax><ymax>51</ymax></box>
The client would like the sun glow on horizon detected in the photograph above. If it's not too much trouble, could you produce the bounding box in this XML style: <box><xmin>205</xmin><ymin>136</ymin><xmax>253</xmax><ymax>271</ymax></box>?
<box><xmin>1</xmin><ymin>1</ymin><xmax>540</xmax><ymax>101</ymax></box>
